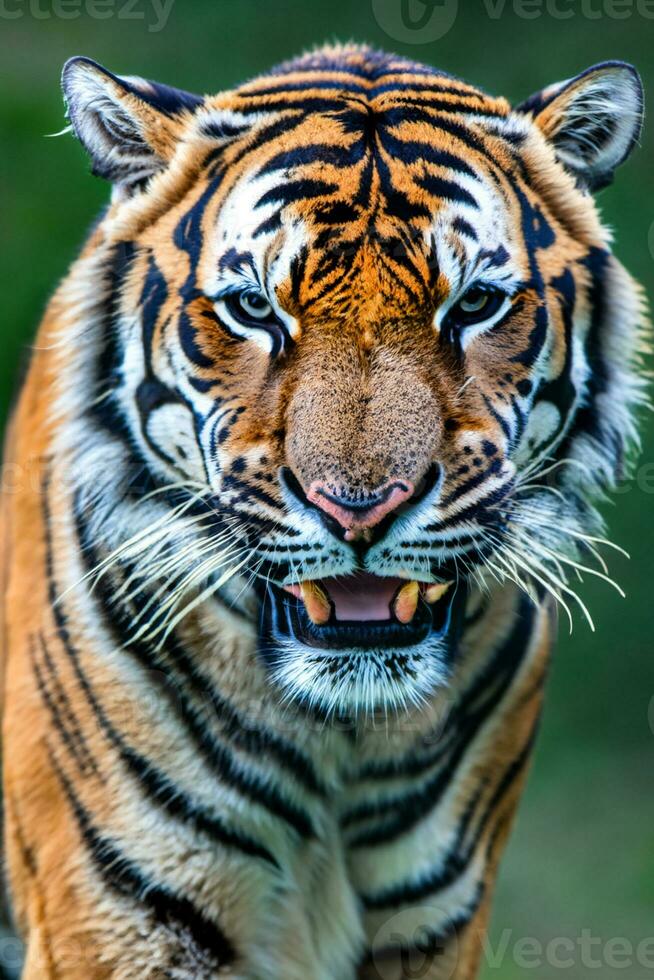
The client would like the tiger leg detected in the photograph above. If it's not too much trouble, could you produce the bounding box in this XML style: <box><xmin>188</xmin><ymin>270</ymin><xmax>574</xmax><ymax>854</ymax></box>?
<box><xmin>2</xmin><ymin>477</ymin><xmax>332</xmax><ymax>979</ymax></box>
<box><xmin>2</xmin><ymin>505</ymin><xmax>249</xmax><ymax>977</ymax></box>
<box><xmin>357</xmin><ymin>605</ymin><xmax>550</xmax><ymax>980</ymax></box>
<box><xmin>3</xmin><ymin>630</ymin><xmax>250</xmax><ymax>980</ymax></box>
<box><xmin>4</xmin><ymin>709</ymin><xmax>114</xmax><ymax>979</ymax></box>
<box><xmin>357</xmin><ymin>738</ymin><xmax>537</xmax><ymax>980</ymax></box>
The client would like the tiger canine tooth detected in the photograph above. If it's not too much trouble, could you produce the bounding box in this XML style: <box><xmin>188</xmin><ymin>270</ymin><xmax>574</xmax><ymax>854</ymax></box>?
<box><xmin>393</xmin><ymin>581</ymin><xmax>420</xmax><ymax>624</ymax></box>
<box><xmin>299</xmin><ymin>581</ymin><xmax>331</xmax><ymax>625</ymax></box>
<box><xmin>424</xmin><ymin>581</ymin><xmax>453</xmax><ymax>604</ymax></box>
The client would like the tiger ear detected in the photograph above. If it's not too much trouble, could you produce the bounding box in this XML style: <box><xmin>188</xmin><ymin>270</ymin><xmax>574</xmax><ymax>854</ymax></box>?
<box><xmin>516</xmin><ymin>62</ymin><xmax>643</xmax><ymax>192</ymax></box>
<box><xmin>61</xmin><ymin>56</ymin><xmax>203</xmax><ymax>191</ymax></box>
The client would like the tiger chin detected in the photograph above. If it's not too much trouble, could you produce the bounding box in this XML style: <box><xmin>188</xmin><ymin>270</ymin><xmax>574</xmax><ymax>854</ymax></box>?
<box><xmin>1</xmin><ymin>44</ymin><xmax>647</xmax><ymax>980</ymax></box>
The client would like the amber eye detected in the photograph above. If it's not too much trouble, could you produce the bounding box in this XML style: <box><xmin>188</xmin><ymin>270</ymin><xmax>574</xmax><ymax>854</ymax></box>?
<box><xmin>449</xmin><ymin>285</ymin><xmax>507</xmax><ymax>327</ymax></box>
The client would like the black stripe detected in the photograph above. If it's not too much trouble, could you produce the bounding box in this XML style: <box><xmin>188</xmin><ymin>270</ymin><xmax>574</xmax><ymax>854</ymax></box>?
<box><xmin>378</xmin><ymin>131</ymin><xmax>479</xmax><ymax>181</ymax></box>
<box><xmin>40</xmin><ymin>615</ymin><xmax>279</xmax><ymax>869</ymax></box>
<box><xmin>387</xmin><ymin>94</ymin><xmax>507</xmax><ymax>118</ymax></box>
<box><xmin>252</xmin><ymin>212</ymin><xmax>282</xmax><ymax>238</ymax></box>
<box><xmin>440</xmin><ymin>457</ymin><xmax>503</xmax><ymax>507</ymax></box>
<box><xmin>87</xmin><ymin>241</ymin><xmax>136</xmax><ymax>445</ymax></box>
<box><xmin>68</xmin><ymin>490</ymin><xmax>319</xmax><ymax>836</ymax></box>
<box><xmin>481</xmin><ymin>392</ymin><xmax>513</xmax><ymax>444</ymax></box>
<box><xmin>372</xmin><ymin>138</ymin><xmax>432</xmax><ymax>223</ymax></box>
<box><xmin>255</xmin><ymin>178</ymin><xmax>338</xmax><ymax>210</ymax></box>
<box><xmin>423</xmin><ymin>480</ymin><xmax>513</xmax><ymax>532</ymax></box>
<box><xmin>234</xmin><ymin>94</ymin><xmax>358</xmax><ymax>115</ymax></box>
<box><xmin>360</xmin><ymin>882</ymin><xmax>484</xmax><ymax>968</ymax></box>
<box><xmin>452</xmin><ymin>216</ymin><xmax>478</xmax><ymax>240</ymax></box>
<box><xmin>29</xmin><ymin>636</ymin><xmax>95</xmax><ymax>778</ymax></box>
<box><xmin>355</xmin><ymin>592</ymin><xmax>532</xmax><ymax>784</ymax></box>
<box><xmin>221</xmin><ymin>473</ymin><xmax>285</xmax><ymax>512</ymax></box>
<box><xmin>532</xmin><ymin>268</ymin><xmax>576</xmax><ymax>423</ymax></box>
<box><xmin>35</xmin><ymin>632</ymin><xmax>101</xmax><ymax>777</ymax></box>
<box><xmin>371</xmin><ymin>79</ymin><xmax>503</xmax><ymax>101</ymax></box>
<box><xmin>178</xmin><ymin>308</ymin><xmax>214</xmax><ymax>369</ymax></box>
<box><xmin>139</xmin><ymin>252</ymin><xmax>168</xmax><ymax>374</ymax></box>
<box><xmin>257</xmin><ymin>142</ymin><xmax>364</xmax><ymax>179</ymax></box>
<box><xmin>244</xmin><ymin>79</ymin><xmax>370</xmax><ymax>97</ymax></box>
<box><xmin>510</xmin><ymin>303</ymin><xmax>548</xmax><ymax>369</ymax></box>
<box><xmin>200</xmin><ymin>118</ymin><xmax>250</xmax><ymax>141</ymax></box>
<box><xmin>49</xmin><ymin>750</ymin><xmax>236</xmax><ymax>968</ymax></box>
<box><xmin>248</xmin><ymin>79</ymin><xmax>504</xmax><ymax>118</ymax></box>
<box><xmin>381</xmin><ymin>106</ymin><xmax>520</xmax><ymax>184</ymax></box>
<box><xmin>41</xmin><ymin>481</ymin><xmax>304</xmax><ymax>858</ymax></box>
<box><xmin>395</xmin><ymin>532</ymin><xmax>480</xmax><ymax>550</ymax></box>
<box><xmin>212</xmin><ymin>112</ymin><xmax>309</xmax><ymax>177</ymax></box>
<box><xmin>314</xmin><ymin>200</ymin><xmax>360</xmax><ymax>226</ymax></box>
<box><xmin>360</xmin><ymin>720</ymin><xmax>538</xmax><ymax>909</ymax></box>
<box><xmin>557</xmin><ymin>247</ymin><xmax>616</xmax><ymax>476</ymax></box>
<box><xmin>343</xmin><ymin>595</ymin><xmax>535</xmax><ymax>844</ymax></box>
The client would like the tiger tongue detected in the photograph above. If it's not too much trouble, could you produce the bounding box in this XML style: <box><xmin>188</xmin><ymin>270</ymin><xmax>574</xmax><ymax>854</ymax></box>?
<box><xmin>323</xmin><ymin>573</ymin><xmax>405</xmax><ymax>622</ymax></box>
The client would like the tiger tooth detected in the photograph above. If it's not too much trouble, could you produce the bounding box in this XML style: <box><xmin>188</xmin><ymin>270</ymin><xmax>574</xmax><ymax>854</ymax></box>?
<box><xmin>424</xmin><ymin>581</ymin><xmax>453</xmax><ymax>604</ymax></box>
<box><xmin>299</xmin><ymin>581</ymin><xmax>331</xmax><ymax>626</ymax></box>
<box><xmin>393</xmin><ymin>580</ymin><xmax>420</xmax><ymax>624</ymax></box>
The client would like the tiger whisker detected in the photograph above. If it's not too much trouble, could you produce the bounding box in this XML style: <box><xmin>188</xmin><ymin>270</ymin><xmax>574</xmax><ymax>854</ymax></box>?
<box><xmin>476</xmin><ymin>526</ymin><xmax>581</xmax><ymax>631</ymax></box>
<box><xmin>132</xmin><ymin>541</ymin><xmax>254</xmax><ymax>645</ymax></box>
<box><xmin>153</xmin><ymin>551</ymin><xmax>258</xmax><ymax>650</ymax></box>
<box><xmin>513</xmin><ymin>532</ymin><xmax>625</xmax><ymax>598</ymax></box>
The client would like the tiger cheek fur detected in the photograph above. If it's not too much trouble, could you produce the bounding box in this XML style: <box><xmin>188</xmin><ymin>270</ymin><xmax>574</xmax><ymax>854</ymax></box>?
<box><xmin>1</xmin><ymin>46</ymin><xmax>647</xmax><ymax>980</ymax></box>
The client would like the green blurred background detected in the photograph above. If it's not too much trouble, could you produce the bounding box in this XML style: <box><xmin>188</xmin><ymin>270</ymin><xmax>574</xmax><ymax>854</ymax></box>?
<box><xmin>1</xmin><ymin>1</ymin><xmax>653</xmax><ymax>976</ymax></box>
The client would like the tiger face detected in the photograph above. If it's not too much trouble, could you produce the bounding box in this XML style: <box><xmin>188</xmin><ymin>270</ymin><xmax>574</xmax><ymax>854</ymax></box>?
<box><xmin>62</xmin><ymin>47</ymin><xmax>646</xmax><ymax>715</ymax></box>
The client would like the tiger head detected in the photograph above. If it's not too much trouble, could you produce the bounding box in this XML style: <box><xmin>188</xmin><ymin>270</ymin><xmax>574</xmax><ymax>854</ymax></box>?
<box><xmin>62</xmin><ymin>46</ymin><xmax>647</xmax><ymax>715</ymax></box>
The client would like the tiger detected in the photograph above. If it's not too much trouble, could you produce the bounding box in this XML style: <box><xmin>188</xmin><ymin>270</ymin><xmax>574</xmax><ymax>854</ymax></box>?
<box><xmin>0</xmin><ymin>42</ymin><xmax>647</xmax><ymax>980</ymax></box>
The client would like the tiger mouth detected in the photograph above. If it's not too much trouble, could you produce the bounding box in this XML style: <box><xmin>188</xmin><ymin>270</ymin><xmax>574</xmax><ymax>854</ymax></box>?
<box><xmin>259</xmin><ymin>572</ymin><xmax>466</xmax><ymax>653</ymax></box>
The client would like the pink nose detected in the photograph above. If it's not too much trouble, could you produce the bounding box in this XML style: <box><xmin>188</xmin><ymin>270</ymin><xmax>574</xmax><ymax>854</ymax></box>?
<box><xmin>306</xmin><ymin>479</ymin><xmax>415</xmax><ymax>541</ymax></box>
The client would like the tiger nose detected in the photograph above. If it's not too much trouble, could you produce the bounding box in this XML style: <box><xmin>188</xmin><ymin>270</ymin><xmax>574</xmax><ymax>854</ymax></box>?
<box><xmin>306</xmin><ymin>479</ymin><xmax>415</xmax><ymax>542</ymax></box>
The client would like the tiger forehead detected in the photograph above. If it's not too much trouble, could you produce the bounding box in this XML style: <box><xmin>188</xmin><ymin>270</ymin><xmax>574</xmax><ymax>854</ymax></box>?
<box><xmin>229</xmin><ymin>48</ymin><xmax>510</xmax><ymax>112</ymax></box>
<box><xmin>211</xmin><ymin>74</ymin><xmax>518</xmax><ymax>225</ymax></box>
<box><xmin>197</xmin><ymin>79</ymin><xmax>522</xmax><ymax>313</ymax></box>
